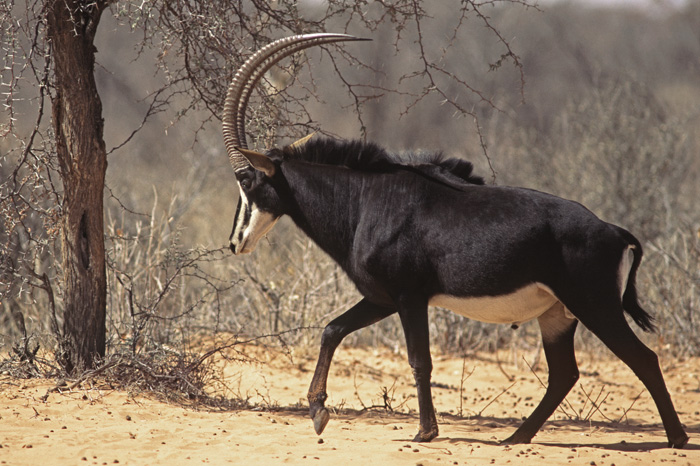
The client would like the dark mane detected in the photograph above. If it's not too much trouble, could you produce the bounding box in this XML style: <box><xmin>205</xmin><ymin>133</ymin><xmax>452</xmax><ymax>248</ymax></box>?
<box><xmin>276</xmin><ymin>138</ymin><xmax>484</xmax><ymax>187</ymax></box>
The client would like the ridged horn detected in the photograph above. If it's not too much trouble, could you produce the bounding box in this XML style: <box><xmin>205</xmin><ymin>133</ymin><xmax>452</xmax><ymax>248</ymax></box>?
<box><xmin>222</xmin><ymin>33</ymin><xmax>369</xmax><ymax>174</ymax></box>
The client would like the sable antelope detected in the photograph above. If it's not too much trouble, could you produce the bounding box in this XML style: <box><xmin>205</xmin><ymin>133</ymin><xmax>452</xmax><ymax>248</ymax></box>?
<box><xmin>222</xmin><ymin>33</ymin><xmax>688</xmax><ymax>448</ymax></box>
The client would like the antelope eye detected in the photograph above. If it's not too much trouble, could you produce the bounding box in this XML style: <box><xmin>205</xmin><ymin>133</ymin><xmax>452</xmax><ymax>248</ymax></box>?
<box><xmin>240</xmin><ymin>178</ymin><xmax>251</xmax><ymax>190</ymax></box>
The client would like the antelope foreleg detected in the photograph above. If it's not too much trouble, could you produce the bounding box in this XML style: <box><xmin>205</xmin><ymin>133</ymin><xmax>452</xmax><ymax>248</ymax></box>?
<box><xmin>307</xmin><ymin>299</ymin><xmax>395</xmax><ymax>435</ymax></box>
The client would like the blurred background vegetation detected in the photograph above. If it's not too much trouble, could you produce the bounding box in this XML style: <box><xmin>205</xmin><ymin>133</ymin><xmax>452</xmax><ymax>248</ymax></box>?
<box><xmin>1</xmin><ymin>0</ymin><xmax>699</xmax><ymax>380</ymax></box>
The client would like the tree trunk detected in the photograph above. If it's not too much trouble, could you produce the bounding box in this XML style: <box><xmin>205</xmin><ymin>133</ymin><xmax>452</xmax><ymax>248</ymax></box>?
<box><xmin>47</xmin><ymin>0</ymin><xmax>109</xmax><ymax>373</ymax></box>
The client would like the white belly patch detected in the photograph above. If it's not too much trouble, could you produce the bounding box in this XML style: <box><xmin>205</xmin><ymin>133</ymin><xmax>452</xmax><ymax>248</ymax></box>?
<box><xmin>429</xmin><ymin>283</ymin><xmax>560</xmax><ymax>325</ymax></box>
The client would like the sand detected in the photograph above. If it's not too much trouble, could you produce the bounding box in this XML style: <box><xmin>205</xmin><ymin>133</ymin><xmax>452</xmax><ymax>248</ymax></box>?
<box><xmin>1</xmin><ymin>345</ymin><xmax>698</xmax><ymax>465</ymax></box>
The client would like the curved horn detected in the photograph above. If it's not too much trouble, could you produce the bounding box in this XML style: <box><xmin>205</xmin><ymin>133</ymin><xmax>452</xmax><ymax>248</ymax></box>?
<box><xmin>222</xmin><ymin>33</ymin><xmax>368</xmax><ymax>173</ymax></box>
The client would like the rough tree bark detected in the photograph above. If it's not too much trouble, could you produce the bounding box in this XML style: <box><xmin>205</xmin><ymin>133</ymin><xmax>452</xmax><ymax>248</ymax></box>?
<box><xmin>46</xmin><ymin>0</ymin><xmax>109</xmax><ymax>373</ymax></box>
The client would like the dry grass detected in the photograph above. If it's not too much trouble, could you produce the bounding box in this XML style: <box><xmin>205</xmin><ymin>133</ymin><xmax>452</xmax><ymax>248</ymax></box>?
<box><xmin>1</xmin><ymin>3</ymin><xmax>699</xmax><ymax>405</ymax></box>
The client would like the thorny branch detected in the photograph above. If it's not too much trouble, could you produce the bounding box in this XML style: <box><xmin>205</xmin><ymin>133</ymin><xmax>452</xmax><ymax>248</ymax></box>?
<box><xmin>135</xmin><ymin>0</ymin><xmax>531</xmax><ymax>157</ymax></box>
<box><xmin>1</xmin><ymin>0</ymin><xmax>532</xmax><ymax>386</ymax></box>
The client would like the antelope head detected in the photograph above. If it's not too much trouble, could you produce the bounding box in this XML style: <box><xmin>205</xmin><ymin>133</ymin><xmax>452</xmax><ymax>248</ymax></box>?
<box><xmin>223</xmin><ymin>33</ymin><xmax>365</xmax><ymax>254</ymax></box>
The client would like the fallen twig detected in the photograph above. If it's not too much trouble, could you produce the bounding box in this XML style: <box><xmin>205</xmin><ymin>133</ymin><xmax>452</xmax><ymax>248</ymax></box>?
<box><xmin>477</xmin><ymin>381</ymin><xmax>516</xmax><ymax>417</ymax></box>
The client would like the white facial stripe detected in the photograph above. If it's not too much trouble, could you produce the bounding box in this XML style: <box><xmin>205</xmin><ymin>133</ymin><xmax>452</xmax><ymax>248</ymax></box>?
<box><xmin>231</xmin><ymin>181</ymin><xmax>279</xmax><ymax>254</ymax></box>
<box><xmin>240</xmin><ymin>206</ymin><xmax>278</xmax><ymax>253</ymax></box>
<box><xmin>230</xmin><ymin>183</ymin><xmax>250</xmax><ymax>250</ymax></box>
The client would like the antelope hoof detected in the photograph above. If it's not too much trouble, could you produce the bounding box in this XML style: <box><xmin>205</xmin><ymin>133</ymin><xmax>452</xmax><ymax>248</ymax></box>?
<box><xmin>500</xmin><ymin>432</ymin><xmax>533</xmax><ymax>445</ymax></box>
<box><xmin>412</xmin><ymin>428</ymin><xmax>438</xmax><ymax>443</ymax></box>
<box><xmin>312</xmin><ymin>407</ymin><xmax>330</xmax><ymax>435</ymax></box>
<box><xmin>668</xmin><ymin>433</ymin><xmax>689</xmax><ymax>449</ymax></box>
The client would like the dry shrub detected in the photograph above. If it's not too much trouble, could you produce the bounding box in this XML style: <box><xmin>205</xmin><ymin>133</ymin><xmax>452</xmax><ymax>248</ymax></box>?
<box><xmin>105</xmin><ymin>194</ymin><xmax>234</xmax><ymax>355</ymax></box>
<box><xmin>643</xmin><ymin>223</ymin><xmax>700</xmax><ymax>356</ymax></box>
<box><xmin>494</xmin><ymin>78</ymin><xmax>691</xmax><ymax>241</ymax></box>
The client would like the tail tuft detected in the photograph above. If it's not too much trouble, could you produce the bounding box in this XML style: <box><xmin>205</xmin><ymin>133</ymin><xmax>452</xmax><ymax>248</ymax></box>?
<box><xmin>622</xmin><ymin>236</ymin><xmax>656</xmax><ymax>333</ymax></box>
<box><xmin>623</xmin><ymin>278</ymin><xmax>656</xmax><ymax>333</ymax></box>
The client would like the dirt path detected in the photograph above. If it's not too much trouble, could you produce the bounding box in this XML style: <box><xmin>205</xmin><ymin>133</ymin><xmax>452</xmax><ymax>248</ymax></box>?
<box><xmin>1</xmin><ymin>346</ymin><xmax>698</xmax><ymax>465</ymax></box>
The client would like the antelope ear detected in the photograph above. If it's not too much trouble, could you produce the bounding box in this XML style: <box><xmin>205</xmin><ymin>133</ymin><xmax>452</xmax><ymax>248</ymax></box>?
<box><xmin>234</xmin><ymin>147</ymin><xmax>276</xmax><ymax>177</ymax></box>
<box><xmin>289</xmin><ymin>132</ymin><xmax>316</xmax><ymax>150</ymax></box>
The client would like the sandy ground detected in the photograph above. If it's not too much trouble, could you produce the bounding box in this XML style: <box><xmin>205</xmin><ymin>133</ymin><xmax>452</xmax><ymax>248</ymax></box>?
<box><xmin>1</xmin><ymin>345</ymin><xmax>699</xmax><ymax>465</ymax></box>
